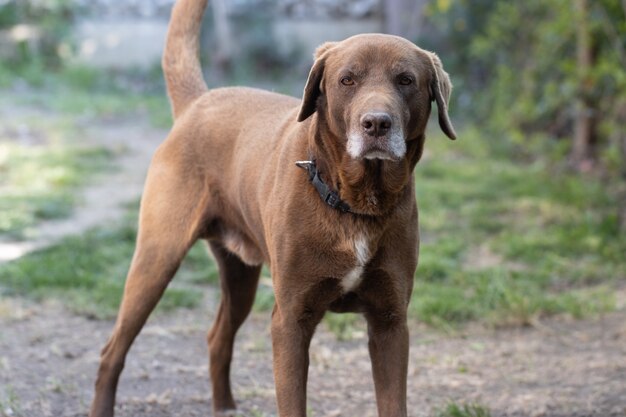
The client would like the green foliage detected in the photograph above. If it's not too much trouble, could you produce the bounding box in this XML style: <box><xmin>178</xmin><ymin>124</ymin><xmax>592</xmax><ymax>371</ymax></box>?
<box><xmin>425</xmin><ymin>0</ymin><xmax>626</xmax><ymax>173</ymax></box>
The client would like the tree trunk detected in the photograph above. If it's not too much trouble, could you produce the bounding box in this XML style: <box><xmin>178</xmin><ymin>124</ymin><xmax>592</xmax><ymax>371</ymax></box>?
<box><xmin>571</xmin><ymin>0</ymin><xmax>596</xmax><ymax>172</ymax></box>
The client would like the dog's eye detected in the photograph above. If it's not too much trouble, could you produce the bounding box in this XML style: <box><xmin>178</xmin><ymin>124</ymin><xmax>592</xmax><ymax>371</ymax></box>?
<box><xmin>340</xmin><ymin>76</ymin><xmax>355</xmax><ymax>86</ymax></box>
<box><xmin>399</xmin><ymin>76</ymin><xmax>413</xmax><ymax>86</ymax></box>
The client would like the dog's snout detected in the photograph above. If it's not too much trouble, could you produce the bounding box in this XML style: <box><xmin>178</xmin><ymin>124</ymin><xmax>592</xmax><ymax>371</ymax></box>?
<box><xmin>361</xmin><ymin>113</ymin><xmax>392</xmax><ymax>137</ymax></box>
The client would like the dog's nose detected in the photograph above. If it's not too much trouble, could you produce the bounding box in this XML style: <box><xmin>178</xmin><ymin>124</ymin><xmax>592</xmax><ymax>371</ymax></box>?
<box><xmin>361</xmin><ymin>112</ymin><xmax>392</xmax><ymax>137</ymax></box>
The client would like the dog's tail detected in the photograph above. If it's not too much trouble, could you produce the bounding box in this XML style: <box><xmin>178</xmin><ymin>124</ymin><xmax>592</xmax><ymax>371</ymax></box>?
<box><xmin>162</xmin><ymin>0</ymin><xmax>209</xmax><ymax>119</ymax></box>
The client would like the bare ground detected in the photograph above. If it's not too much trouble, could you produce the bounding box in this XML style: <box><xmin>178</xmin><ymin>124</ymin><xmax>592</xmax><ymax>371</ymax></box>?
<box><xmin>1</xmin><ymin>295</ymin><xmax>625</xmax><ymax>417</ymax></box>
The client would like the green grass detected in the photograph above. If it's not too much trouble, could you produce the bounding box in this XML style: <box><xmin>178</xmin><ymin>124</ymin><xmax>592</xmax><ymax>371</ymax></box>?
<box><xmin>253</xmin><ymin>280</ymin><xmax>276</xmax><ymax>313</ymax></box>
<box><xmin>432</xmin><ymin>402</ymin><xmax>491</xmax><ymax>417</ymax></box>
<box><xmin>0</xmin><ymin>385</ymin><xmax>23</xmax><ymax>417</ymax></box>
<box><xmin>0</xmin><ymin>64</ymin><xmax>174</xmax><ymax>238</ymax></box>
<box><xmin>0</xmin><ymin>207</ymin><xmax>217</xmax><ymax>318</ymax></box>
<box><xmin>412</xmin><ymin>125</ymin><xmax>625</xmax><ymax>328</ymax></box>
<box><xmin>323</xmin><ymin>312</ymin><xmax>361</xmax><ymax>340</ymax></box>
<box><xmin>0</xmin><ymin>119</ymin><xmax>114</xmax><ymax>238</ymax></box>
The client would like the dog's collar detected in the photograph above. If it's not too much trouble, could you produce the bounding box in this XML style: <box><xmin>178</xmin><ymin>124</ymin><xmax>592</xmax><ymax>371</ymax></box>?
<box><xmin>295</xmin><ymin>160</ymin><xmax>353</xmax><ymax>214</ymax></box>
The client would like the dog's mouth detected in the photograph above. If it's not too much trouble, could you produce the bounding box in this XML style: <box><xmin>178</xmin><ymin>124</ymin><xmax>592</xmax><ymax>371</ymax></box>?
<box><xmin>363</xmin><ymin>146</ymin><xmax>396</xmax><ymax>161</ymax></box>
<box><xmin>347</xmin><ymin>132</ymin><xmax>406</xmax><ymax>161</ymax></box>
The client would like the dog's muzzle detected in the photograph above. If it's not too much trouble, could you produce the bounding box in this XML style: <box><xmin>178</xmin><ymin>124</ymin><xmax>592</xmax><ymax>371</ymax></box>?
<box><xmin>347</xmin><ymin>112</ymin><xmax>406</xmax><ymax>160</ymax></box>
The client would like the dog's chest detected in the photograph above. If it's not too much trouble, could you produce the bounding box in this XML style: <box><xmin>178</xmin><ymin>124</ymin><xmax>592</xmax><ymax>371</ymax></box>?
<box><xmin>340</xmin><ymin>234</ymin><xmax>371</xmax><ymax>292</ymax></box>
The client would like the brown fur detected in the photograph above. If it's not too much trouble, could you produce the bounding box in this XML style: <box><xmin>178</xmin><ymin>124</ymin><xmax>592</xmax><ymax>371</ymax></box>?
<box><xmin>89</xmin><ymin>1</ymin><xmax>456</xmax><ymax>416</ymax></box>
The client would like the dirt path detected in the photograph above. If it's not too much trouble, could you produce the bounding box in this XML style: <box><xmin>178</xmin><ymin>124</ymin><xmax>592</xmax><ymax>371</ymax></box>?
<box><xmin>1</xmin><ymin>295</ymin><xmax>625</xmax><ymax>417</ymax></box>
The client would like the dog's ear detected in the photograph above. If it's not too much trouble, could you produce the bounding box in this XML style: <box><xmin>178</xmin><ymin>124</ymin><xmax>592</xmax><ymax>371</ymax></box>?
<box><xmin>297</xmin><ymin>42</ymin><xmax>337</xmax><ymax>122</ymax></box>
<box><xmin>428</xmin><ymin>53</ymin><xmax>457</xmax><ymax>140</ymax></box>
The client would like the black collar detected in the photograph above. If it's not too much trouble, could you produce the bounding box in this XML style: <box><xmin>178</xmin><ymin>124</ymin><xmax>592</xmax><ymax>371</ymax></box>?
<box><xmin>295</xmin><ymin>160</ymin><xmax>353</xmax><ymax>214</ymax></box>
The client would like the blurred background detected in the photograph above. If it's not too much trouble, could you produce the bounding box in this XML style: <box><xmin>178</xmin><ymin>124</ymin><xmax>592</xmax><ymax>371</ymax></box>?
<box><xmin>0</xmin><ymin>1</ymin><xmax>625</xmax><ymax>415</ymax></box>
<box><xmin>1</xmin><ymin>0</ymin><xmax>626</xmax><ymax>341</ymax></box>
<box><xmin>0</xmin><ymin>0</ymin><xmax>626</xmax><ymax>327</ymax></box>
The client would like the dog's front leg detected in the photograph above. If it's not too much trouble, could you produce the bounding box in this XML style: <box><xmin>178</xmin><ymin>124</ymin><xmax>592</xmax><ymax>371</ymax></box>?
<box><xmin>364</xmin><ymin>302</ymin><xmax>410</xmax><ymax>417</ymax></box>
<box><xmin>270</xmin><ymin>297</ymin><xmax>324</xmax><ymax>417</ymax></box>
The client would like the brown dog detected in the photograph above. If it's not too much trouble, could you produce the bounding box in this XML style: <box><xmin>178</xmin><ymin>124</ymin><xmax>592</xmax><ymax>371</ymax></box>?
<box><xmin>89</xmin><ymin>0</ymin><xmax>456</xmax><ymax>416</ymax></box>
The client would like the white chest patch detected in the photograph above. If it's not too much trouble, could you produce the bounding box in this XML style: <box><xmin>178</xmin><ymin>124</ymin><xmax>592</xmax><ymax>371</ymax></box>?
<box><xmin>341</xmin><ymin>235</ymin><xmax>371</xmax><ymax>292</ymax></box>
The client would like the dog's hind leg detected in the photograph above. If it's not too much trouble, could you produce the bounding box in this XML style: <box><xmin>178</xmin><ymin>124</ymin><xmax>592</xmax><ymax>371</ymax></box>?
<box><xmin>89</xmin><ymin>147</ymin><xmax>208</xmax><ymax>417</ymax></box>
<box><xmin>207</xmin><ymin>240</ymin><xmax>262</xmax><ymax>415</ymax></box>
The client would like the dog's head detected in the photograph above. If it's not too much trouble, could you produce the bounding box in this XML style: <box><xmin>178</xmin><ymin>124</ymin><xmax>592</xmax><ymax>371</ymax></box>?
<box><xmin>297</xmin><ymin>34</ymin><xmax>456</xmax><ymax>161</ymax></box>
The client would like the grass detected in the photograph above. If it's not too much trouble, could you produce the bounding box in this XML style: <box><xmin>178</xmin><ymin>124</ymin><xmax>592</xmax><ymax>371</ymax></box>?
<box><xmin>0</xmin><ymin>385</ymin><xmax>22</xmax><ymax>417</ymax></box>
<box><xmin>323</xmin><ymin>313</ymin><xmax>361</xmax><ymax>341</ymax></box>
<box><xmin>0</xmin><ymin>64</ymin><xmax>173</xmax><ymax>239</ymax></box>
<box><xmin>412</xmin><ymin>125</ymin><xmax>625</xmax><ymax>328</ymax></box>
<box><xmin>0</xmin><ymin>205</ymin><xmax>218</xmax><ymax>318</ymax></box>
<box><xmin>432</xmin><ymin>402</ymin><xmax>491</xmax><ymax>417</ymax></box>
<box><xmin>0</xmin><ymin>117</ymin><xmax>114</xmax><ymax>238</ymax></box>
